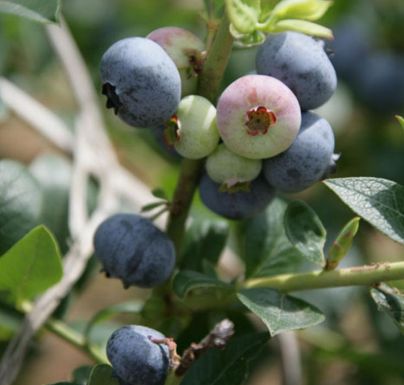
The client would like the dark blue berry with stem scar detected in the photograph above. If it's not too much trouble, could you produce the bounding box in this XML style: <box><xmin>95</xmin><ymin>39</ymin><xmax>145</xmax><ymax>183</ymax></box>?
<box><xmin>107</xmin><ymin>325</ymin><xmax>170</xmax><ymax>385</ymax></box>
<box><xmin>199</xmin><ymin>174</ymin><xmax>275</xmax><ymax>220</ymax></box>
<box><xmin>100</xmin><ymin>37</ymin><xmax>181</xmax><ymax>128</ymax></box>
<box><xmin>256</xmin><ymin>32</ymin><xmax>337</xmax><ymax>110</ymax></box>
<box><xmin>93</xmin><ymin>213</ymin><xmax>175</xmax><ymax>288</ymax></box>
<box><xmin>263</xmin><ymin>112</ymin><xmax>336</xmax><ymax>193</ymax></box>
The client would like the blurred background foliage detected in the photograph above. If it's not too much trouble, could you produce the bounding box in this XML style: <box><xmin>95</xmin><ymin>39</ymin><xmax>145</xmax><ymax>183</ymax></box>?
<box><xmin>0</xmin><ymin>0</ymin><xmax>404</xmax><ymax>384</ymax></box>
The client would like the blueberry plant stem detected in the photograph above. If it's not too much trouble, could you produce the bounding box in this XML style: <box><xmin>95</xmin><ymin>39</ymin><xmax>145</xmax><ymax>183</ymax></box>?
<box><xmin>165</xmin><ymin>14</ymin><xmax>233</xmax><ymax>253</ymax></box>
<box><xmin>45</xmin><ymin>318</ymin><xmax>106</xmax><ymax>363</ymax></box>
<box><xmin>243</xmin><ymin>261</ymin><xmax>404</xmax><ymax>292</ymax></box>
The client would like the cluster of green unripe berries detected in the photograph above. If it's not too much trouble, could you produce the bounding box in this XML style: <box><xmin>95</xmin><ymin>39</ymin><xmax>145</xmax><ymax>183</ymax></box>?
<box><xmin>100</xmin><ymin>26</ymin><xmax>338</xmax><ymax>220</ymax></box>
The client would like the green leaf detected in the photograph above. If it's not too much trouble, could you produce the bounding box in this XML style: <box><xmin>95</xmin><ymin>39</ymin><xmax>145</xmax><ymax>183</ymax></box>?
<box><xmin>230</xmin><ymin>26</ymin><xmax>266</xmax><ymax>47</ymax></box>
<box><xmin>271</xmin><ymin>19</ymin><xmax>333</xmax><ymax>39</ymax></box>
<box><xmin>72</xmin><ymin>366</ymin><xmax>93</xmax><ymax>385</ymax></box>
<box><xmin>0</xmin><ymin>0</ymin><xmax>61</xmax><ymax>23</ymax></box>
<box><xmin>0</xmin><ymin>301</ymin><xmax>22</xmax><ymax>340</ymax></box>
<box><xmin>88</xmin><ymin>364</ymin><xmax>119</xmax><ymax>385</ymax></box>
<box><xmin>324</xmin><ymin>177</ymin><xmax>404</xmax><ymax>245</ymax></box>
<box><xmin>30</xmin><ymin>154</ymin><xmax>72</xmax><ymax>252</ymax></box>
<box><xmin>237</xmin><ymin>288</ymin><xmax>325</xmax><ymax>336</ymax></box>
<box><xmin>151</xmin><ymin>187</ymin><xmax>168</xmax><ymax>200</ymax></box>
<box><xmin>370</xmin><ymin>283</ymin><xmax>404</xmax><ymax>333</ymax></box>
<box><xmin>0</xmin><ymin>159</ymin><xmax>43</xmax><ymax>255</ymax></box>
<box><xmin>0</xmin><ymin>226</ymin><xmax>62</xmax><ymax>304</ymax></box>
<box><xmin>180</xmin><ymin>219</ymin><xmax>229</xmax><ymax>271</ymax></box>
<box><xmin>241</xmin><ymin>199</ymin><xmax>306</xmax><ymax>278</ymax></box>
<box><xmin>284</xmin><ymin>201</ymin><xmax>326</xmax><ymax>266</ymax></box>
<box><xmin>181</xmin><ymin>332</ymin><xmax>269</xmax><ymax>385</ymax></box>
<box><xmin>140</xmin><ymin>201</ymin><xmax>167</xmax><ymax>213</ymax></box>
<box><xmin>172</xmin><ymin>270</ymin><xmax>232</xmax><ymax>299</ymax></box>
<box><xmin>225</xmin><ymin>0</ymin><xmax>261</xmax><ymax>34</ymax></box>
<box><xmin>85</xmin><ymin>301</ymin><xmax>143</xmax><ymax>342</ymax></box>
<box><xmin>326</xmin><ymin>217</ymin><xmax>360</xmax><ymax>270</ymax></box>
<box><xmin>271</xmin><ymin>0</ymin><xmax>332</xmax><ymax>21</ymax></box>
<box><xmin>396</xmin><ymin>115</ymin><xmax>404</xmax><ymax>130</ymax></box>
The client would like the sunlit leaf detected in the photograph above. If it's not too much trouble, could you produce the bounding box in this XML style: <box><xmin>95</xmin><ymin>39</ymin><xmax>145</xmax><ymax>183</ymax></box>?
<box><xmin>325</xmin><ymin>177</ymin><xmax>404</xmax><ymax>244</ymax></box>
<box><xmin>0</xmin><ymin>226</ymin><xmax>62</xmax><ymax>305</ymax></box>
<box><xmin>238</xmin><ymin>288</ymin><xmax>325</xmax><ymax>336</ymax></box>
<box><xmin>271</xmin><ymin>19</ymin><xmax>333</xmax><ymax>39</ymax></box>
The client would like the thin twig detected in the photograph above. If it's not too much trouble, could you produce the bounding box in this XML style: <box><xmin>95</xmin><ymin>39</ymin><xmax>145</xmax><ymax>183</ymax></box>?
<box><xmin>0</xmin><ymin>17</ymin><xmax>159</xmax><ymax>385</ymax></box>
<box><xmin>0</xmin><ymin>77</ymin><xmax>74</xmax><ymax>153</ymax></box>
<box><xmin>278</xmin><ymin>332</ymin><xmax>302</xmax><ymax>385</ymax></box>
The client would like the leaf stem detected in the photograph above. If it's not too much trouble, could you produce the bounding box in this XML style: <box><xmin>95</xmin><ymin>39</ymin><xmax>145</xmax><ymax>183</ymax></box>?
<box><xmin>243</xmin><ymin>261</ymin><xmax>404</xmax><ymax>292</ymax></box>
<box><xmin>165</xmin><ymin>14</ymin><xmax>233</xmax><ymax>254</ymax></box>
<box><xmin>45</xmin><ymin>318</ymin><xmax>106</xmax><ymax>363</ymax></box>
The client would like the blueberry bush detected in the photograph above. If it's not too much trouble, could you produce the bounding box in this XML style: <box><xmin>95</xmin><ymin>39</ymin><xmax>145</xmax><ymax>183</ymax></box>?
<box><xmin>0</xmin><ymin>1</ymin><xmax>404</xmax><ymax>385</ymax></box>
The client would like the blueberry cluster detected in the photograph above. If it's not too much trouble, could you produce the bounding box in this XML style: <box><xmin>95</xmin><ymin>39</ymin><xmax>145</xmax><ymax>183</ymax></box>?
<box><xmin>330</xmin><ymin>19</ymin><xmax>404</xmax><ymax>114</ymax></box>
<box><xmin>100</xmin><ymin>29</ymin><xmax>338</xmax><ymax>221</ymax></box>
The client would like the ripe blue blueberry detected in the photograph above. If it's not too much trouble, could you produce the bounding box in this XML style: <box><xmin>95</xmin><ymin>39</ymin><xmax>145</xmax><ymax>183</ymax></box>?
<box><xmin>93</xmin><ymin>213</ymin><xmax>175</xmax><ymax>288</ymax></box>
<box><xmin>263</xmin><ymin>112</ymin><xmax>336</xmax><ymax>193</ymax></box>
<box><xmin>256</xmin><ymin>32</ymin><xmax>337</xmax><ymax>110</ymax></box>
<box><xmin>199</xmin><ymin>174</ymin><xmax>275</xmax><ymax>220</ymax></box>
<box><xmin>100</xmin><ymin>37</ymin><xmax>181</xmax><ymax>128</ymax></box>
<box><xmin>329</xmin><ymin>19</ymin><xmax>372</xmax><ymax>83</ymax></box>
<box><xmin>354</xmin><ymin>53</ymin><xmax>404</xmax><ymax>114</ymax></box>
<box><xmin>107</xmin><ymin>325</ymin><xmax>169</xmax><ymax>385</ymax></box>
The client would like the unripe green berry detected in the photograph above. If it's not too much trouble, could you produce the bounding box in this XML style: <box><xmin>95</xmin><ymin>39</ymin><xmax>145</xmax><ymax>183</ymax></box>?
<box><xmin>206</xmin><ymin>143</ymin><xmax>262</xmax><ymax>188</ymax></box>
<box><xmin>173</xmin><ymin>95</ymin><xmax>220</xmax><ymax>159</ymax></box>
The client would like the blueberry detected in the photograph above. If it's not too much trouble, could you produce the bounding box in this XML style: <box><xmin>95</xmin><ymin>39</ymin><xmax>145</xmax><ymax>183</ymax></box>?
<box><xmin>147</xmin><ymin>27</ymin><xmax>205</xmax><ymax>96</ymax></box>
<box><xmin>199</xmin><ymin>174</ymin><xmax>275</xmax><ymax>220</ymax></box>
<box><xmin>256</xmin><ymin>32</ymin><xmax>337</xmax><ymax>110</ymax></box>
<box><xmin>205</xmin><ymin>143</ymin><xmax>262</xmax><ymax>188</ymax></box>
<box><xmin>216</xmin><ymin>74</ymin><xmax>301</xmax><ymax>159</ymax></box>
<box><xmin>93</xmin><ymin>213</ymin><xmax>175</xmax><ymax>288</ymax></box>
<box><xmin>354</xmin><ymin>53</ymin><xmax>404</xmax><ymax>114</ymax></box>
<box><xmin>100</xmin><ymin>37</ymin><xmax>181</xmax><ymax>128</ymax></box>
<box><xmin>329</xmin><ymin>19</ymin><xmax>372</xmax><ymax>83</ymax></box>
<box><xmin>263</xmin><ymin>112</ymin><xmax>336</xmax><ymax>193</ymax></box>
<box><xmin>107</xmin><ymin>325</ymin><xmax>169</xmax><ymax>385</ymax></box>
<box><xmin>173</xmin><ymin>95</ymin><xmax>220</xmax><ymax>159</ymax></box>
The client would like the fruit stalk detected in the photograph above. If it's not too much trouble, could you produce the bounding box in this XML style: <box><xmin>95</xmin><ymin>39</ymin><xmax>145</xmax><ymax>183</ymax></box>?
<box><xmin>166</xmin><ymin>14</ymin><xmax>233</xmax><ymax>252</ymax></box>
<box><xmin>243</xmin><ymin>261</ymin><xmax>404</xmax><ymax>292</ymax></box>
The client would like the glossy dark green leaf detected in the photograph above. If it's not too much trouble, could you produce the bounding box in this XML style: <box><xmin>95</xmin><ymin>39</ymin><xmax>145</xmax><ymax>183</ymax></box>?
<box><xmin>325</xmin><ymin>177</ymin><xmax>404</xmax><ymax>244</ymax></box>
<box><xmin>370</xmin><ymin>283</ymin><xmax>404</xmax><ymax>333</ymax></box>
<box><xmin>180</xmin><ymin>219</ymin><xmax>229</xmax><ymax>271</ymax></box>
<box><xmin>240</xmin><ymin>199</ymin><xmax>306</xmax><ymax>278</ymax></box>
<box><xmin>0</xmin><ymin>159</ymin><xmax>43</xmax><ymax>255</ymax></box>
<box><xmin>87</xmin><ymin>364</ymin><xmax>120</xmax><ymax>385</ymax></box>
<box><xmin>180</xmin><ymin>332</ymin><xmax>269</xmax><ymax>385</ymax></box>
<box><xmin>172</xmin><ymin>270</ymin><xmax>232</xmax><ymax>299</ymax></box>
<box><xmin>237</xmin><ymin>288</ymin><xmax>325</xmax><ymax>336</ymax></box>
<box><xmin>0</xmin><ymin>0</ymin><xmax>61</xmax><ymax>23</ymax></box>
<box><xmin>30</xmin><ymin>154</ymin><xmax>72</xmax><ymax>252</ymax></box>
<box><xmin>0</xmin><ymin>226</ymin><xmax>62</xmax><ymax>304</ymax></box>
<box><xmin>284</xmin><ymin>200</ymin><xmax>326</xmax><ymax>266</ymax></box>
<box><xmin>72</xmin><ymin>366</ymin><xmax>93</xmax><ymax>385</ymax></box>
